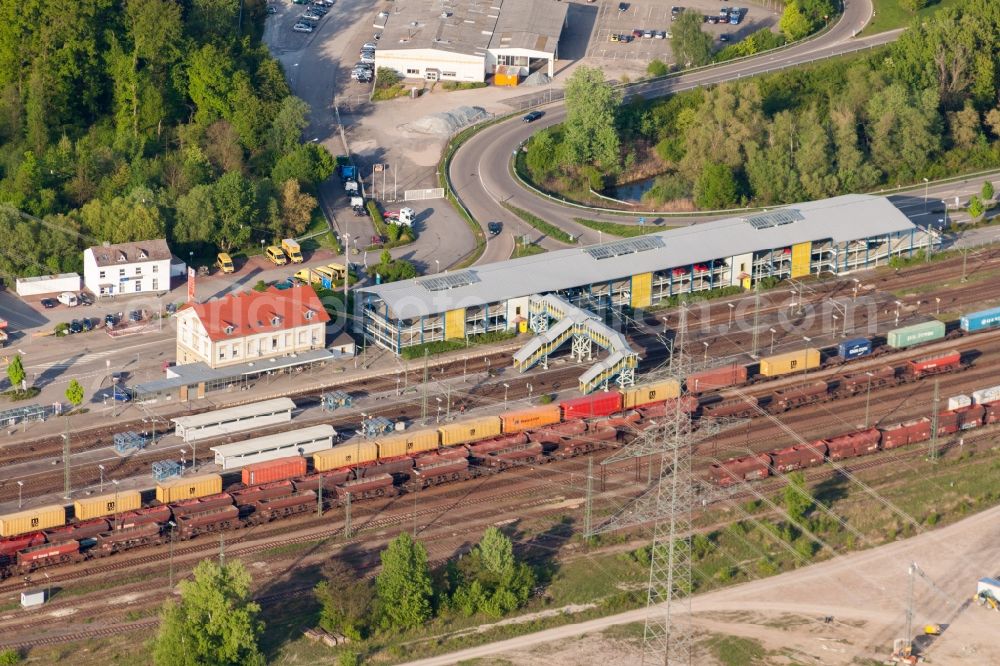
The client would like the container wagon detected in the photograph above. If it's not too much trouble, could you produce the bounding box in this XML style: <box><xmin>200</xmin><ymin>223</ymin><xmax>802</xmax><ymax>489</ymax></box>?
<box><xmin>155</xmin><ymin>474</ymin><xmax>223</xmax><ymax>504</ymax></box>
<box><xmin>621</xmin><ymin>379</ymin><xmax>681</xmax><ymax>409</ymax></box>
<box><xmin>836</xmin><ymin>337</ymin><xmax>872</xmax><ymax>360</ymax></box>
<box><xmin>0</xmin><ymin>505</ymin><xmax>66</xmax><ymax>537</ymax></box>
<box><xmin>559</xmin><ymin>392</ymin><xmax>623</xmax><ymax>419</ymax></box>
<box><xmin>74</xmin><ymin>490</ymin><xmax>142</xmax><ymax>520</ymax></box>
<box><xmin>960</xmin><ymin>306</ymin><xmax>1000</xmax><ymax>333</ymax></box>
<box><xmin>500</xmin><ymin>405</ymin><xmax>562</xmax><ymax>433</ymax></box>
<box><xmin>886</xmin><ymin>321</ymin><xmax>945</xmax><ymax>349</ymax></box>
<box><xmin>376</xmin><ymin>429</ymin><xmax>440</xmax><ymax>458</ymax></box>
<box><xmin>438</xmin><ymin>417</ymin><xmax>502</xmax><ymax>446</ymax></box>
<box><xmin>241</xmin><ymin>456</ymin><xmax>308</xmax><ymax>486</ymax></box>
<box><xmin>313</xmin><ymin>442</ymin><xmax>379</xmax><ymax>471</ymax></box>
<box><xmin>758</xmin><ymin>348</ymin><xmax>821</xmax><ymax>377</ymax></box>
<box><xmin>685</xmin><ymin>365</ymin><xmax>748</xmax><ymax>394</ymax></box>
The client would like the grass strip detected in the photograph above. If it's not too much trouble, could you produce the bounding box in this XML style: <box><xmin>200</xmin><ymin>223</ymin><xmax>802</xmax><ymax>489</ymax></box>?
<box><xmin>574</xmin><ymin>217</ymin><xmax>670</xmax><ymax>238</ymax></box>
<box><xmin>502</xmin><ymin>203</ymin><xmax>576</xmax><ymax>244</ymax></box>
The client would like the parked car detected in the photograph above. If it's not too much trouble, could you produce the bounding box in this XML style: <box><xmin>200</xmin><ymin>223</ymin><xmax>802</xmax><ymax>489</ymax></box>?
<box><xmin>68</xmin><ymin>320</ymin><xmax>83</xmax><ymax>334</ymax></box>
<box><xmin>522</xmin><ymin>111</ymin><xmax>543</xmax><ymax>122</ymax></box>
<box><xmin>643</xmin><ymin>29</ymin><xmax>653</xmax><ymax>38</ymax></box>
<box><xmin>618</xmin><ymin>2</ymin><xmax>629</xmax><ymax>11</ymax></box>
<box><xmin>41</xmin><ymin>298</ymin><xmax>57</xmax><ymax>309</ymax></box>
<box><xmin>104</xmin><ymin>313</ymin><xmax>119</xmax><ymax>327</ymax></box>
<box><xmin>620</xmin><ymin>34</ymin><xmax>634</xmax><ymax>42</ymax></box>
<box><xmin>631</xmin><ymin>29</ymin><xmax>643</xmax><ymax>38</ymax></box>
<box><xmin>363</xmin><ymin>42</ymin><xmax>378</xmax><ymax>50</ymax></box>
<box><xmin>309</xmin><ymin>5</ymin><xmax>327</xmax><ymax>14</ymax></box>
<box><xmin>80</xmin><ymin>318</ymin><xmax>94</xmax><ymax>332</ymax></box>
<box><xmin>292</xmin><ymin>22</ymin><xmax>313</xmax><ymax>32</ymax></box>
<box><xmin>301</xmin><ymin>12</ymin><xmax>321</xmax><ymax>22</ymax></box>
<box><xmin>708</xmin><ymin>15</ymin><xmax>719</xmax><ymax>23</ymax></box>
<box><xmin>655</xmin><ymin>30</ymin><xmax>666</xmax><ymax>39</ymax></box>
<box><xmin>129</xmin><ymin>310</ymin><xmax>143</xmax><ymax>323</ymax></box>
<box><xmin>719</xmin><ymin>33</ymin><xmax>730</xmax><ymax>41</ymax></box>
<box><xmin>165</xmin><ymin>302</ymin><xmax>178</xmax><ymax>315</ymax></box>
<box><xmin>359</xmin><ymin>53</ymin><xmax>375</xmax><ymax>64</ymax></box>
<box><xmin>266</xmin><ymin>5</ymin><xmax>277</xmax><ymax>14</ymax></box>
<box><xmin>78</xmin><ymin>293</ymin><xmax>93</xmax><ymax>306</ymax></box>
<box><xmin>609</xmin><ymin>33</ymin><xmax>621</xmax><ymax>42</ymax></box>
<box><xmin>488</xmin><ymin>221</ymin><xmax>503</xmax><ymax>236</ymax></box>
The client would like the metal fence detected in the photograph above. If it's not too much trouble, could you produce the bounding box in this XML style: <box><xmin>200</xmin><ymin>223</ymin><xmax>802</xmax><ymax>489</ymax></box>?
<box><xmin>404</xmin><ymin>188</ymin><xmax>446</xmax><ymax>201</ymax></box>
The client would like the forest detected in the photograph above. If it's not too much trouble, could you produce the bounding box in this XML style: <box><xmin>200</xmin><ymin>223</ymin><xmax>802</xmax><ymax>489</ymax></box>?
<box><xmin>0</xmin><ymin>0</ymin><xmax>334</xmax><ymax>279</ymax></box>
<box><xmin>523</xmin><ymin>0</ymin><xmax>1000</xmax><ymax>211</ymax></box>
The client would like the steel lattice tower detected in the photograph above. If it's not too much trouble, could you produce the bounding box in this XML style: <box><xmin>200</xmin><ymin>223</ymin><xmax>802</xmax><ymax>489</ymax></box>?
<box><xmin>591</xmin><ymin>307</ymin><xmax>745</xmax><ymax>665</ymax></box>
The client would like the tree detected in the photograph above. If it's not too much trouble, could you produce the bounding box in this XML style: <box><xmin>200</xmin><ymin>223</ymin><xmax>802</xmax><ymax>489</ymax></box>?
<box><xmin>278</xmin><ymin>179</ymin><xmax>317</xmax><ymax>236</ymax></box>
<box><xmin>211</xmin><ymin>172</ymin><xmax>256</xmax><ymax>252</ymax></box>
<box><xmin>968</xmin><ymin>195</ymin><xmax>984</xmax><ymax>219</ymax></box>
<box><xmin>314</xmin><ymin>558</ymin><xmax>373</xmax><ymax>640</ymax></box>
<box><xmin>672</xmin><ymin>12</ymin><xmax>714</xmax><ymax>67</ymax></box>
<box><xmin>647</xmin><ymin>59</ymin><xmax>669</xmax><ymax>77</ymax></box>
<box><xmin>563</xmin><ymin>67</ymin><xmax>621</xmax><ymax>169</ymax></box>
<box><xmin>375</xmin><ymin>533</ymin><xmax>433</xmax><ymax>630</ymax></box>
<box><xmin>173</xmin><ymin>185</ymin><xmax>219</xmax><ymax>245</ymax></box>
<box><xmin>6</xmin><ymin>355</ymin><xmax>25</xmax><ymax>389</ymax></box>
<box><xmin>783</xmin><ymin>471</ymin><xmax>813</xmax><ymax>526</ymax></box>
<box><xmin>152</xmin><ymin>559</ymin><xmax>264</xmax><ymax>666</ymax></box>
<box><xmin>899</xmin><ymin>0</ymin><xmax>928</xmax><ymax>11</ymax></box>
<box><xmin>779</xmin><ymin>1</ymin><xmax>813</xmax><ymax>41</ymax></box>
<box><xmin>982</xmin><ymin>180</ymin><xmax>995</xmax><ymax>201</ymax></box>
<box><xmin>65</xmin><ymin>380</ymin><xmax>84</xmax><ymax>408</ymax></box>
<box><xmin>694</xmin><ymin>162</ymin><xmax>739</xmax><ymax>209</ymax></box>
<box><xmin>271</xmin><ymin>144</ymin><xmax>336</xmax><ymax>187</ymax></box>
<box><xmin>269</xmin><ymin>96</ymin><xmax>311</xmax><ymax>155</ymax></box>
<box><xmin>451</xmin><ymin>527</ymin><xmax>535</xmax><ymax>618</ymax></box>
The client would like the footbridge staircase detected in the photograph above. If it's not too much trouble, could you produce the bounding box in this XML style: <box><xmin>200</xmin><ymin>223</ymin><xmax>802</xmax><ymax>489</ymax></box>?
<box><xmin>512</xmin><ymin>294</ymin><xmax>639</xmax><ymax>394</ymax></box>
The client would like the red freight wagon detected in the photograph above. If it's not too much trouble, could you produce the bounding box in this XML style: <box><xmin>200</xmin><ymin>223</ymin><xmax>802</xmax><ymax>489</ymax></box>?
<box><xmin>467</xmin><ymin>433</ymin><xmax>529</xmax><ymax>457</ymax></box>
<box><xmin>45</xmin><ymin>518</ymin><xmax>111</xmax><ymax>543</ymax></box>
<box><xmin>685</xmin><ymin>364</ymin><xmax>748</xmax><ymax>394</ymax></box>
<box><xmin>639</xmin><ymin>396</ymin><xmax>698</xmax><ymax>418</ymax></box>
<box><xmin>559</xmin><ymin>392</ymin><xmax>622</xmax><ymax>419</ymax></box>
<box><xmin>0</xmin><ymin>533</ymin><xmax>45</xmax><ymax>563</ymax></box>
<box><xmin>599</xmin><ymin>410</ymin><xmax>643</xmax><ymax>428</ymax></box>
<box><xmin>177</xmin><ymin>505</ymin><xmax>239</xmax><ymax>539</ymax></box>
<box><xmin>115</xmin><ymin>505</ymin><xmax>171</xmax><ymax>530</ymax></box>
<box><xmin>171</xmin><ymin>493</ymin><xmax>234</xmax><ymax>519</ymax></box>
<box><xmin>771</xmin><ymin>443</ymin><xmax>827</xmax><ymax>472</ymax></box>
<box><xmin>881</xmin><ymin>418</ymin><xmax>932</xmax><ymax>449</ymax></box>
<box><xmin>232</xmin><ymin>481</ymin><xmax>295</xmax><ymax>506</ymax></box>
<box><xmin>541</xmin><ymin>420</ymin><xmax>588</xmax><ymax>436</ymax></box>
<box><xmin>96</xmin><ymin>522</ymin><xmax>161</xmax><ymax>554</ymax></box>
<box><xmin>414</xmin><ymin>448</ymin><xmax>468</xmax><ymax>468</ymax></box>
<box><xmin>17</xmin><ymin>540</ymin><xmax>80</xmax><ymax>568</ymax></box>
<box><xmin>936</xmin><ymin>405</ymin><xmax>984</xmax><ymax>435</ymax></box>
<box><xmin>488</xmin><ymin>441</ymin><xmax>545</xmax><ymax>468</ymax></box>
<box><xmin>253</xmin><ymin>491</ymin><xmax>316</xmax><ymax>522</ymax></box>
<box><xmin>292</xmin><ymin>470</ymin><xmax>353</xmax><ymax>493</ymax></box>
<box><xmin>826</xmin><ymin>437</ymin><xmax>859</xmax><ymax>460</ymax></box>
<box><xmin>770</xmin><ymin>381</ymin><xmax>829</xmax><ymax>412</ymax></box>
<box><xmin>841</xmin><ymin>366</ymin><xmax>895</xmax><ymax>393</ymax></box>
<box><xmin>241</xmin><ymin>456</ymin><xmax>307</xmax><ymax>486</ymax></box>
<box><xmin>906</xmin><ymin>351</ymin><xmax>961</xmax><ymax>377</ymax></box>
<box><xmin>702</xmin><ymin>397</ymin><xmax>758</xmax><ymax>419</ymax></box>
<box><xmin>340</xmin><ymin>473</ymin><xmax>395</xmax><ymax>500</ymax></box>
<box><xmin>983</xmin><ymin>401</ymin><xmax>1000</xmax><ymax>425</ymax></box>
<box><xmin>709</xmin><ymin>454</ymin><xmax>770</xmax><ymax>486</ymax></box>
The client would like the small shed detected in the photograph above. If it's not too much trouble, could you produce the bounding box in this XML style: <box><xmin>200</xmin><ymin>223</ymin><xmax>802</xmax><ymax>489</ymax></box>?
<box><xmin>330</xmin><ymin>331</ymin><xmax>356</xmax><ymax>357</ymax></box>
<box><xmin>21</xmin><ymin>589</ymin><xmax>46</xmax><ymax>608</ymax></box>
<box><xmin>494</xmin><ymin>65</ymin><xmax>520</xmax><ymax>87</ymax></box>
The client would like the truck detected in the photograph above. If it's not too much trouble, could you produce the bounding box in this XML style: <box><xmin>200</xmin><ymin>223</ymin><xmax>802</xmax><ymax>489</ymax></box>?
<box><xmin>281</xmin><ymin>239</ymin><xmax>303</xmax><ymax>263</ymax></box>
<box><xmin>344</xmin><ymin>179</ymin><xmax>359</xmax><ymax>194</ymax></box>
<box><xmin>0</xmin><ymin>319</ymin><xmax>7</xmax><ymax>348</ymax></box>
<box><xmin>385</xmin><ymin>207</ymin><xmax>415</xmax><ymax>227</ymax></box>
<box><xmin>294</xmin><ymin>264</ymin><xmax>346</xmax><ymax>289</ymax></box>
<box><xmin>338</xmin><ymin>164</ymin><xmax>357</xmax><ymax>181</ymax></box>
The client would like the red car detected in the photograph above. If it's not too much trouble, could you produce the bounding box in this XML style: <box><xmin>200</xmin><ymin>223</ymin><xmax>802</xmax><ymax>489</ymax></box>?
<box><xmin>631</xmin><ymin>29</ymin><xmax>643</xmax><ymax>38</ymax></box>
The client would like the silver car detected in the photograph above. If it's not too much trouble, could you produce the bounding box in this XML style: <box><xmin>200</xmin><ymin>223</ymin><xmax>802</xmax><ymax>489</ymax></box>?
<box><xmin>292</xmin><ymin>22</ymin><xmax>313</xmax><ymax>32</ymax></box>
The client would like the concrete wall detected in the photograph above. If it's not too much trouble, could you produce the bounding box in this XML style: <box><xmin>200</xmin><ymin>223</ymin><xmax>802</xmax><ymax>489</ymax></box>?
<box><xmin>15</xmin><ymin>273</ymin><xmax>81</xmax><ymax>297</ymax></box>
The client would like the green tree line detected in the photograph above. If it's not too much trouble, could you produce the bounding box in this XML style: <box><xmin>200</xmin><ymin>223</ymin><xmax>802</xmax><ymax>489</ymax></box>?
<box><xmin>525</xmin><ymin>0</ymin><xmax>1000</xmax><ymax>211</ymax></box>
<box><xmin>0</xmin><ymin>0</ymin><xmax>334</xmax><ymax>279</ymax></box>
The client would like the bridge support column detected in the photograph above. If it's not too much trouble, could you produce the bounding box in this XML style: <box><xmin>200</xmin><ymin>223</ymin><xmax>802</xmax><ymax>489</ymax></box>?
<box><xmin>572</xmin><ymin>333</ymin><xmax>592</xmax><ymax>363</ymax></box>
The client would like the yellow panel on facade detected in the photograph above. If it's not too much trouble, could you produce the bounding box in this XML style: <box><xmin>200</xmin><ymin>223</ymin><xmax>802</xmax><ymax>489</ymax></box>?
<box><xmin>791</xmin><ymin>242</ymin><xmax>812</xmax><ymax>278</ymax></box>
<box><xmin>445</xmin><ymin>308</ymin><xmax>465</xmax><ymax>340</ymax></box>
<box><xmin>631</xmin><ymin>273</ymin><xmax>652</xmax><ymax>308</ymax></box>
<box><xmin>741</xmin><ymin>276</ymin><xmax>751</xmax><ymax>290</ymax></box>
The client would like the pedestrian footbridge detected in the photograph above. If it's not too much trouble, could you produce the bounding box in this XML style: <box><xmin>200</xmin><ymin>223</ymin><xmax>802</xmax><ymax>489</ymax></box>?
<box><xmin>512</xmin><ymin>294</ymin><xmax>638</xmax><ymax>394</ymax></box>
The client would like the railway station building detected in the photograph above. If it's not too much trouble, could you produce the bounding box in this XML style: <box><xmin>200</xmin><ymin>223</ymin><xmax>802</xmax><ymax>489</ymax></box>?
<box><xmin>355</xmin><ymin>194</ymin><xmax>937</xmax><ymax>355</ymax></box>
<box><xmin>374</xmin><ymin>0</ymin><xmax>568</xmax><ymax>83</ymax></box>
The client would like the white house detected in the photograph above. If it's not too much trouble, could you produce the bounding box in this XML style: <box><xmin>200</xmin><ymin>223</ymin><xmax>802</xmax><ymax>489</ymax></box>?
<box><xmin>175</xmin><ymin>284</ymin><xmax>331</xmax><ymax>369</ymax></box>
<box><xmin>374</xmin><ymin>0</ymin><xmax>567</xmax><ymax>83</ymax></box>
<box><xmin>83</xmin><ymin>239</ymin><xmax>172</xmax><ymax>298</ymax></box>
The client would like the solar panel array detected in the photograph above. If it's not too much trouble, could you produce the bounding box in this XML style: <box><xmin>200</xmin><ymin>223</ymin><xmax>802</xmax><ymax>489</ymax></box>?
<box><xmin>744</xmin><ymin>209</ymin><xmax>804</xmax><ymax>230</ymax></box>
<box><xmin>585</xmin><ymin>236</ymin><xmax>665</xmax><ymax>260</ymax></box>
<box><xmin>420</xmin><ymin>271</ymin><xmax>480</xmax><ymax>292</ymax></box>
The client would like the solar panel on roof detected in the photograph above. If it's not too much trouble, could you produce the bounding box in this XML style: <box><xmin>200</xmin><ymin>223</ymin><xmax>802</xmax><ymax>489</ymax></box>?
<box><xmin>419</xmin><ymin>271</ymin><xmax>480</xmax><ymax>292</ymax></box>
<box><xmin>586</xmin><ymin>236</ymin><xmax>665</xmax><ymax>260</ymax></box>
<box><xmin>745</xmin><ymin>209</ymin><xmax>804</xmax><ymax>230</ymax></box>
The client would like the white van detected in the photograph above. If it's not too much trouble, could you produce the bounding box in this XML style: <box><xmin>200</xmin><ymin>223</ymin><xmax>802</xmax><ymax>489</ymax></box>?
<box><xmin>57</xmin><ymin>292</ymin><xmax>78</xmax><ymax>307</ymax></box>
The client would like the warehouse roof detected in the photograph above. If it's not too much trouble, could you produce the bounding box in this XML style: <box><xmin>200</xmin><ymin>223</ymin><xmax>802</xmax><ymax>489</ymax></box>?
<box><xmin>361</xmin><ymin>195</ymin><xmax>920</xmax><ymax>318</ymax></box>
<box><xmin>379</xmin><ymin>0</ymin><xmax>566</xmax><ymax>56</ymax></box>
<box><xmin>210</xmin><ymin>424</ymin><xmax>335</xmax><ymax>458</ymax></box>
<box><xmin>171</xmin><ymin>398</ymin><xmax>296</xmax><ymax>429</ymax></box>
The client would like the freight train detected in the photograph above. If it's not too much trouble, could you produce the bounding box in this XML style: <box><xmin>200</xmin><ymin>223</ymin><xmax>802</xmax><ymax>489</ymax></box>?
<box><xmin>709</xmin><ymin>379</ymin><xmax>1000</xmax><ymax>487</ymax></box>
<box><xmin>0</xmin><ymin>389</ymin><xmax>657</xmax><ymax>579</ymax></box>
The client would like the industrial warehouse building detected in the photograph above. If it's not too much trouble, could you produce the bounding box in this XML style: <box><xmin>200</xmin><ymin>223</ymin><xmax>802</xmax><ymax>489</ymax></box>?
<box><xmin>355</xmin><ymin>194</ymin><xmax>937</xmax><ymax>354</ymax></box>
<box><xmin>374</xmin><ymin>0</ymin><xmax>569</xmax><ymax>83</ymax></box>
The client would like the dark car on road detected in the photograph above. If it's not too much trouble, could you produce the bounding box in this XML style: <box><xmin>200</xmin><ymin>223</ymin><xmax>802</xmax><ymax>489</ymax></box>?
<box><xmin>80</xmin><ymin>318</ymin><xmax>94</xmax><ymax>332</ymax></box>
<box><xmin>68</xmin><ymin>320</ymin><xmax>83</xmax><ymax>334</ymax></box>
<box><xmin>104</xmin><ymin>313</ymin><xmax>119</xmax><ymax>328</ymax></box>
<box><xmin>618</xmin><ymin>2</ymin><xmax>629</xmax><ymax>11</ymax></box>
<box><xmin>41</xmin><ymin>298</ymin><xmax>57</xmax><ymax>309</ymax></box>
<box><xmin>488</xmin><ymin>221</ymin><xmax>503</xmax><ymax>236</ymax></box>
<box><xmin>522</xmin><ymin>111</ymin><xmax>543</xmax><ymax>123</ymax></box>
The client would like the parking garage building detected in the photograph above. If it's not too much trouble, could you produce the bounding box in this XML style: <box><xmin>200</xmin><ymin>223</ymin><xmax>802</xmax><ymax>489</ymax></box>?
<box><xmin>374</xmin><ymin>0</ymin><xmax>569</xmax><ymax>82</ymax></box>
<box><xmin>355</xmin><ymin>194</ymin><xmax>937</xmax><ymax>354</ymax></box>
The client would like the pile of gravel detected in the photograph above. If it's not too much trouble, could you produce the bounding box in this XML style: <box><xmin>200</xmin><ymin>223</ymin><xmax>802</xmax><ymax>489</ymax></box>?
<box><xmin>402</xmin><ymin>105</ymin><xmax>490</xmax><ymax>136</ymax></box>
<box><xmin>522</xmin><ymin>72</ymin><xmax>552</xmax><ymax>86</ymax></box>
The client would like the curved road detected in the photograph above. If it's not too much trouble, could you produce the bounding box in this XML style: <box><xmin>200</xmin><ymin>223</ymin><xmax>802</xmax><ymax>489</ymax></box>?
<box><xmin>452</xmin><ymin>0</ymin><xmax>901</xmax><ymax>264</ymax></box>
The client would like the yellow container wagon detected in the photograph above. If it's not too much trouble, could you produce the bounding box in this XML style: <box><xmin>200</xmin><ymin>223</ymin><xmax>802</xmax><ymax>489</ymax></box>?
<box><xmin>313</xmin><ymin>442</ymin><xmax>379</xmax><ymax>471</ymax></box>
<box><xmin>438</xmin><ymin>417</ymin><xmax>502</xmax><ymax>446</ymax></box>
<box><xmin>759</xmin><ymin>348</ymin><xmax>821</xmax><ymax>377</ymax></box>
<box><xmin>75</xmin><ymin>490</ymin><xmax>142</xmax><ymax>520</ymax></box>
<box><xmin>500</xmin><ymin>404</ymin><xmax>562</xmax><ymax>433</ymax></box>
<box><xmin>376</xmin><ymin>429</ymin><xmax>440</xmax><ymax>459</ymax></box>
<box><xmin>0</xmin><ymin>504</ymin><xmax>66</xmax><ymax>537</ymax></box>
<box><xmin>622</xmin><ymin>379</ymin><xmax>681</xmax><ymax>409</ymax></box>
<box><xmin>156</xmin><ymin>474</ymin><xmax>223</xmax><ymax>504</ymax></box>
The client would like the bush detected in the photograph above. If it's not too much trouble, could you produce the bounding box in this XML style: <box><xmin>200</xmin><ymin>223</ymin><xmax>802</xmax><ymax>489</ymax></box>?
<box><xmin>252</xmin><ymin>279</ymin><xmax>268</xmax><ymax>292</ymax></box>
<box><xmin>376</xmin><ymin>67</ymin><xmax>401</xmax><ymax>87</ymax></box>
<box><xmin>0</xmin><ymin>649</ymin><xmax>20</xmax><ymax>665</ymax></box>
<box><xmin>581</xmin><ymin>165</ymin><xmax>605</xmax><ymax>192</ymax></box>
<box><xmin>646</xmin><ymin>59</ymin><xmax>669</xmax><ymax>77</ymax></box>
<box><xmin>538</xmin><ymin>394</ymin><xmax>554</xmax><ymax>404</ymax></box>
<box><xmin>54</xmin><ymin>322</ymin><xmax>69</xmax><ymax>336</ymax></box>
<box><xmin>899</xmin><ymin>0</ymin><xmax>928</xmax><ymax>10</ymax></box>
<box><xmin>983</xmin><ymin>180</ymin><xmax>995</xmax><ymax>201</ymax></box>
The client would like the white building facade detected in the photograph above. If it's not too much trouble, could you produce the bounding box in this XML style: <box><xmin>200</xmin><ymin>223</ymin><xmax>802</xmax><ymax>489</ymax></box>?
<box><xmin>83</xmin><ymin>239</ymin><xmax>172</xmax><ymax>297</ymax></box>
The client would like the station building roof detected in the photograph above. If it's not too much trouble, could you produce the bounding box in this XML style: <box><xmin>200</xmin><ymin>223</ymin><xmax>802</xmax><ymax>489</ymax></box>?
<box><xmin>360</xmin><ymin>195</ymin><xmax>919</xmax><ymax>319</ymax></box>
<box><xmin>171</xmin><ymin>398</ymin><xmax>296</xmax><ymax>429</ymax></box>
<box><xmin>210</xmin><ymin>424</ymin><xmax>335</xmax><ymax>459</ymax></box>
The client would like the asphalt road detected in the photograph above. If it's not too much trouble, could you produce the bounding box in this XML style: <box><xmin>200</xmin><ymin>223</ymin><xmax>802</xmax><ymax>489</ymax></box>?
<box><xmin>452</xmin><ymin>0</ymin><xmax>899</xmax><ymax>265</ymax></box>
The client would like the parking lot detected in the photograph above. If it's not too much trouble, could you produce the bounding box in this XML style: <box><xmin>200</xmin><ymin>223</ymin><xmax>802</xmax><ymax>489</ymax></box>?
<box><xmin>586</xmin><ymin>0</ymin><xmax>780</xmax><ymax>64</ymax></box>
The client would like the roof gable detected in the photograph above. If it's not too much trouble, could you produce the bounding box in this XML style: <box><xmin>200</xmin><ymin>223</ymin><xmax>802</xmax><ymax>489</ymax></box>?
<box><xmin>190</xmin><ymin>285</ymin><xmax>331</xmax><ymax>342</ymax></box>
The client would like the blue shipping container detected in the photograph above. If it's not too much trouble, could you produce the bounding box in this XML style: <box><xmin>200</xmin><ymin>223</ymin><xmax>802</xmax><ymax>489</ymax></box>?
<box><xmin>960</xmin><ymin>306</ymin><xmax>1000</xmax><ymax>333</ymax></box>
<box><xmin>837</xmin><ymin>337</ymin><xmax>872</xmax><ymax>360</ymax></box>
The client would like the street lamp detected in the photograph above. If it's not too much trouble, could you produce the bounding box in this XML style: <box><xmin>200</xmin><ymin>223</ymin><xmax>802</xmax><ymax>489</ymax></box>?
<box><xmin>168</xmin><ymin>520</ymin><xmax>177</xmax><ymax>588</ymax></box>
<box><xmin>180</xmin><ymin>449</ymin><xmax>186</xmax><ymax>470</ymax></box>
<box><xmin>702</xmin><ymin>341</ymin><xmax>709</xmax><ymax>363</ymax></box>
<box><xmin>923</xmin><ymin>177</ymin><xmax>929</xmax><ymax>213</ymax></box>
<box><xmin>98</xmin><ymin>464</ymin><xmax>105</xmax><ymax>493</ymax></box>
<box><xmin>111</xmin><ymin>479</ymin><xmax>120</xmax><ymax>529</ymax></box>
<box><xmin>894</xmin><ymin>300</ymin><xmax>902</xmax><ymax>326</ymax></box>
<box><xmin>435</xmin><ymin>259</ymin><xmax>440</xmax><ymax>274</ymax></box>
<box><xmin>864</xmin><ymin>371</ymin><xmax>874</xmax><ymax>428</ymax></box>
<box><xmin>503</xmin><ymin>383</ymin><xmax>510</xmax><ymax>409</ymax></box>
<box><xmin>769</xmin><ymin>328</ymin><xmax>776</xmax><ymax>354</ymax></box>
<box><xmin>831</xmin><ymin>314</ymin><xmax>840</xmax><ymax>338</ymax></box>
<box><xmin>852</xmin><ymin>278</ymin><xmax>860</xmax><ymax>301</ymax></box>
<box><xmin>527</xmin><ymin>383</ymin><xmax>533</xmax><ymax>399</ymax></box>
<box><xmin>17</xmin><ymin>481</ymin><xmax>23</xmax><ymax>509</ymax></box>
<box><xmin>727</xmin><ymin>302</ymin><xmax>735</xmax><ymax>327</ymax></box>
<box><xmin>935</xmin><ymin>297</ymin><xmax>941</xmax><ymax>315</ymax></box>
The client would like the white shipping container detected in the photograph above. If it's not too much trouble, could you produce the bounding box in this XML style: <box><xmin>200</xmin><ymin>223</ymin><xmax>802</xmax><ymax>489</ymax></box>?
<box><xmin>971</xmin><ymin>385</ymin><xmax>1000</xmax><ymax>405</ymax></box>
<box><xmin>15</xmin><ymin>273</ymin><xmax>81</xmax><ymax>297</ymax></box>
<box><xmin>946</xmin><ymin>395</ymin><xmax>971</xmax><ymax>411</ymax></box>
<box><xmin>21</xmin><ymin>590</ymin><xmax>46</xmax><ymax>608</ymax></box>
